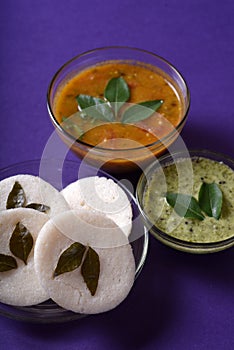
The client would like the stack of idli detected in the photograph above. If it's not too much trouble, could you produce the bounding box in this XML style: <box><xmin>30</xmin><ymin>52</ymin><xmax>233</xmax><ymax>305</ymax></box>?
<box><xmin>0</xmin><ymin>174</ymin><xmax>136</xmax><ymax>315</ymax></box>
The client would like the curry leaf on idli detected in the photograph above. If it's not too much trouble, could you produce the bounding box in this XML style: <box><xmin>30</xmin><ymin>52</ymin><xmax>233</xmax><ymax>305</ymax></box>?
<box><xmin>26</xmin><ymin>203</ymin><xmax>50</xmax><ymax>213</ymax></box>
<box><xmin>53</xmin><ymin>242</ymin><xmax>86</xmax><ymax>278</ymax></box>
<box><xmin>9</xmin><ymin>222</ymin><xmax>33</xmax><ymax>265</ymax></box>
<box><xmin>6</xmin><ymin>181</ymin><xmax>26</xmax><ymax>209</ymax></box>
<box><xmin>81</xmin><ymin>246</ymin><xmax>100</xmax><ymax>296</ymax></box>
<box><xmin>0</xmin><ymin>253</ymin><xmax>17</xmax><ymax>272</ymax></box>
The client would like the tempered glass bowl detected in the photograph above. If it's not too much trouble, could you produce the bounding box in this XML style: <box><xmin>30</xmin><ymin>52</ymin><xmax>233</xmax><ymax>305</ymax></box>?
<box><xmin>136</xmin><ymin>150</ymin><xmax>234</xmax><ymax>254</ymax></box>
<box><xmin>0</xmin><ymin>159</ymin><xmax>148</xmax><ymax>323</ymax></box>
<box><xmin>47</xmin><ymin>46</ymin><xmax>190</xmax><ymax>173</ymax></box>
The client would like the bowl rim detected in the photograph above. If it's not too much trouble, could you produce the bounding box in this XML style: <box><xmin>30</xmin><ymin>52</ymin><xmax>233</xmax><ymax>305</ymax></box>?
<box><xmin>0</xmin><ymin>158</ymin><xmax>149</xmax><ymax>322</ymax></box>
<box><xmin>136</xmin><ymin>149</ymin><xmax>234</xmax><ymax>253</ymax></box>
<box><xmin>47</xmin><ymin>45</ymin><xmax>190</xmax><ymax>152</ymax></box>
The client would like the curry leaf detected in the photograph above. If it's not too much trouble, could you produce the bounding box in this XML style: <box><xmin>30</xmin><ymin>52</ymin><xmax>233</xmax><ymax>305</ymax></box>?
<box><xmin>121</xmin><ymin>99</ymin><xmax>163</xmax><ymax>124</ymax></box>
<box><xmin>81</xmin><ymin>246</ymin><xmax>100</xmax><ymax>296</ymax></box>
<box><xmin>104</xmin><ymin>76</ymin><xmax>130</xmax><ymax>112</ymax></box>
<box><xmin>53</xmin><ymin>242</ymin><xmax>86</xmax><ymax>278</ymax></box>
<box><xmin>0</xmin><ymin>254</ymin><xmax>17</xmax><ymax>272</ymax></box>
<box><xmin>9</xmin><ymin>222</ymin><xmax>33</xmax><ymax>265</ymax></box>
<box><xmin>6</xmin><ymin>181</ymin><xmax>26</xmax><ymax>209</ymax></box>
<box><xmin>198</xmin><ymin>182</ymin><xmax>223</xmax><ymax>220</ymax></box>
<box><xmin>76</xmin><ymin>94</ymin><xmax>114</xmax><ymax>122</ymax></box>
<box><xmin>166</xmin><ymin>192</ymin><xmax>205</xmax><ymax>221</ymax></box>
<box><xmin>76</xmin><ymin>95</ymin><xmax>104</xmax><ymax>110</ymax></box>
<box><xmin>26</xmin><ymin>203</ymin><xmax>50</xmax><ymax>213</ymax></box>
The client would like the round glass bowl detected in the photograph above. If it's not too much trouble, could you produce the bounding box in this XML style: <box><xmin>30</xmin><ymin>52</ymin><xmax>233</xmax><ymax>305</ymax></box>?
<box><xmin>136</xmin><ymin>150</ymin><xmax>234</xmax><ymax>254</ymax></box>
<box><xmin>0</xmin><ymin>159</ymin><xmax>148</xmax><ymax>323</ymax></box>
<box><xmin>47</xmin><ymin>46</ymin><xmax>190</xmax><ymax>173</ymax></box>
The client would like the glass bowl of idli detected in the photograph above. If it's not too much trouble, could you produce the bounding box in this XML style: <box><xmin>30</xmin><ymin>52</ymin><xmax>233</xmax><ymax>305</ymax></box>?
<box><xmin>136</xmin><ymin>149</ymin><xmax>234</xmax><ymax>254</ymax></box>
<box><xmin>47</xmin><ymin>46</ymin><xmax>190</xmax><ymax>174</ymax></box>
<box><xmin>0</xmin><ymin>159</ymin><xmax>148</xmax><ymax>323</ymax></box>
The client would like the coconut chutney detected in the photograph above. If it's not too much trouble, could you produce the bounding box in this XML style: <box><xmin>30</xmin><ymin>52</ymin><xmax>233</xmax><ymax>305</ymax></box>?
<box><xmin>143</xmin><ymin>157</ymin><xmax>234</xmax><ymax>243</ymax></box>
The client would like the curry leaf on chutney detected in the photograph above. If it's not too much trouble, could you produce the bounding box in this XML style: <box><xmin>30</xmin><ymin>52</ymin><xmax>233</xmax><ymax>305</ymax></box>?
<box><xmin>198</xmin><ymin>182</ymin><xmax>223</xmax><ymax>220</ymax></box>
<box><xmin>166</xmin><ymin>192</ymin><xmax>205</xmax><ymax>221</ymax></box>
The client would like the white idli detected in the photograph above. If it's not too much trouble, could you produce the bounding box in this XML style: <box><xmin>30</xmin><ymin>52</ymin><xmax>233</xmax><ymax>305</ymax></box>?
<box><xmin>61</xmin><ymin>176</ymin><xmax>132</xmax><ymax>236</ymax></box>
<box><xmin>34</xmin><ymin>210</ymin><xmax>136</xmax><ymax>314</ymax></box>
<box><xmin>0</xmin><ymin>174</ymin><xmax>69</xmax><ymax>217</ymax></box>
<box><xmin>0</xmin><ymin>208</ymin><xmax>49</xmax><ymax>306</ymax></box>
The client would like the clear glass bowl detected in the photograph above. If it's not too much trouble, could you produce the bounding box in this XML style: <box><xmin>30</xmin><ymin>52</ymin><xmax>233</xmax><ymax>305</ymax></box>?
<box><xmin>0</xmin><ymin>159</ymin><xmax>148</xmax><ymax>323</ymax></box>
<box><xmin>136</xmin><ymin>149</ymin><xmax>234</xmax><ymax>254</ymax></box>
<box><xmin>47</xmin><ymin>46</ymin><xmax>190</xmax><ymax>173</ymax></box>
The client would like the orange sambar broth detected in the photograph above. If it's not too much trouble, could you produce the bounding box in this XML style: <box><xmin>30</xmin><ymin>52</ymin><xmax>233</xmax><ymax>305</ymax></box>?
<box><xmin>54</xmin><ymin>62</ymin><xmax>183</xmax><ymax>141</ymax></box>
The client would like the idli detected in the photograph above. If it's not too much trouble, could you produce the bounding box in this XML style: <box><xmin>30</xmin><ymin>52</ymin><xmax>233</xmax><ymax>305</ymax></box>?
<box><xmin>61</xmin><ymin>176</ymin><xmax>132</xmax><ymax>236</ymax></box>
<box><xmin>0</xmin><ymin>174</ymin><xmax>69</xmax><ymax>217</ymax></box>
<box><xmin>0</xmin><ymin>208</ymin><xmax>49</xmax><ymax>306</ymax></box>
<box><xmin>34</xmin><ymin>210</ymin><xmax>136</xmax><ymax>314</ymax></box>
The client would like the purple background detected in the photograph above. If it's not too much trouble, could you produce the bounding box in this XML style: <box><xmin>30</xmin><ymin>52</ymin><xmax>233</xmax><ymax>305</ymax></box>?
<box><xmin>1</xmin><ymin>0</ymin><xmax>234</xmax><ymax>349</ymax></box>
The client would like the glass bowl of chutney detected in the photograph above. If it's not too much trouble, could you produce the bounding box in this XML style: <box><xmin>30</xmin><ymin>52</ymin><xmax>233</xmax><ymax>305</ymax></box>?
<box><xmin>136</xmin><ymin>149</ymin><xmax>234</xmax><ymax>254</ymax></box>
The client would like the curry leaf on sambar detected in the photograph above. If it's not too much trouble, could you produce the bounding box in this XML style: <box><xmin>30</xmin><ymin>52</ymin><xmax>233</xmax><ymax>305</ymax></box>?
<box><xmin>121</xmin><ymin>99</ymin><xmax>163</xmax><ymax>124</ymax></box>
<box><xmin>9</xmin><ymin>222</ymin><xmax>33</xmax><ymax>265</ymax></box>
<box><xmin>76</xmin><ymin>95</ymin><xmax>104</xmax><ymax>110</ymax></box>
<box><xmin>6</xmin><ymin>181</ymin><xmax>26</xmax><ymax>209</ymax></box>
<box><xmin>74</xmin><ymin>76</ymin><xmax>164</xmax><ymax>126</ymax></box>
<box><xmin>76</xmin><ymin>94</ymin><xmax>114</xmax><ymax>122</ymax></box>
<box><xmin>104</xmin><ymin>76</ymin><xmax>130</xmax><ymax>113</ymax></box>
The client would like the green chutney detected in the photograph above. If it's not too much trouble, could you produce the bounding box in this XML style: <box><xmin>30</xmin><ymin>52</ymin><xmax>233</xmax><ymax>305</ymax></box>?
<box><xmin>143</xmin><ymin>157</ymin><xmax>234</xmax><ymax>243</ymax></box>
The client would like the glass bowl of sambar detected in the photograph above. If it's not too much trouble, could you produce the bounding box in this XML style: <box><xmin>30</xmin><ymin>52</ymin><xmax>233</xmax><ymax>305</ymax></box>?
<box><xmin>47</xmin><ymin>46</ymin><xmax>190</xmax><ymax>173</ymax></box>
